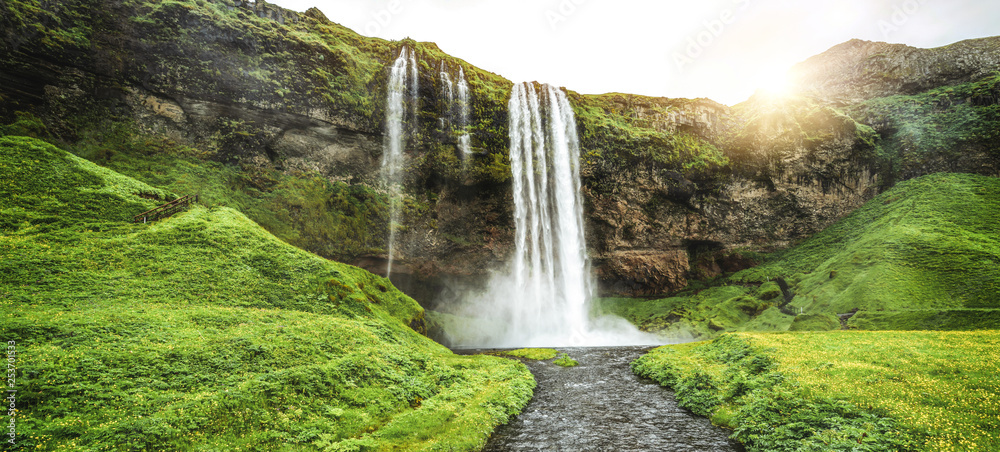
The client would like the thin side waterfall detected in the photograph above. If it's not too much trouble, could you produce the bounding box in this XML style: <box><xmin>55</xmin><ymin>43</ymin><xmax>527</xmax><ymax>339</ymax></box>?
<box><xmin>382</xmin><ymin>46</ymin><xmax>417</xmax><ymax>278</ymax></box>
<box><xmin>408</xmin><ymin>49</ymin><xmax>419</xmax><ymax>129</ymax></box>
<box><xmin>457</xmin><ymin>67</ymin><xmax>472</xmax><ymax>155</ymax></box>
<box><xmin>439</xmin><ymin>61</ymin><xmax>455</xmax><ymax>129</ymax></box>
<box><xmin>439</xmin><ymin>63</ymin><xmax>472</xmax><ymax>156</ymax></box>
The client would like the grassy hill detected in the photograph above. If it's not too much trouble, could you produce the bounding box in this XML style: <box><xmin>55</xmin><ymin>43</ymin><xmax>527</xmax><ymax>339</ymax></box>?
<box><xmin>600</xmin><ymin>172</ymin><xmax>1000</xmax><ymax>337</ymax></box>
<box><xmin>0</xmin><ymin>135</ymin><xmax>534</xmax><ymax>451</ymax></box>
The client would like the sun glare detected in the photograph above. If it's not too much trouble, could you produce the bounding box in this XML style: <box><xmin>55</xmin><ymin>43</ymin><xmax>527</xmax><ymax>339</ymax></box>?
<box><xmin>754</xmin><ymin>66</ymin><xmax>792</xmax><ymax>98</ymax></box>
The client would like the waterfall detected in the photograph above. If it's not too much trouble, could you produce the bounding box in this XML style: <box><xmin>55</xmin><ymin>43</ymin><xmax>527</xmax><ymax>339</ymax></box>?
<box><xmin>439</xmin><ymin>62</ymin><xmax>455</xmax><ymax>130</ymax></box>
<box><xmin>457</xmin><ymin>67</ymin><xmax>472</xmax><ymax>155</ymax></box>
<box><xmin>439</xmin><ymin>63</ymin><xmax>472</xmax><ymax>156</ymax></box>
<box><xmin>481</xmin><ymin>82</ymin><xmax>592</xmax><ymax>346</ymax></box>
<box><xmin>408</xmin><ymin>49</ymin><xmax>419</xmax><ymax>128</ymax></box>
<box><xmin>382</xmin><ymin>46</ymin><xmax>418</xmax><ymax>278</ymax></box>
<box><xmin>443</xmin><ymin>82</ymin><xmax>662</xmax><ymax>348</ymax></box>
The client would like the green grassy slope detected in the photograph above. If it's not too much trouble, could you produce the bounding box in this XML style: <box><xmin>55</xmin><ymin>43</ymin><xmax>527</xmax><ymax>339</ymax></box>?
<box><xmin>633</xmin><ymin>332</ymin><xmax>1000</xmax><ymax>452</ymax></box>
<box><xmin>601</xmin><ymin>172</ymin><xmax>1000</xmax><ymax>337</ymax></box>
<box><xmin>848</xmin><ymin>72</ymin><xmax>1000</xmax><ymax>181</ymax></box>
<box><xmin>0</xmin><ymin>136</ymin><xmax>534</xmax><ymax>451</ymax></box>
<box><xmin>738</xmin><ymin>172</ymin><xmax>1000</xmax><ymax>317</ymax></box>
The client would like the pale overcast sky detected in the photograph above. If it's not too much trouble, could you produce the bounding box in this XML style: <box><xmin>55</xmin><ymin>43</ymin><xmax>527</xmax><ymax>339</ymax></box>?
<box><xmin>268</xmin><ymin>0</ymin><xmax>1000</xmax><ymax>105</ymax></box>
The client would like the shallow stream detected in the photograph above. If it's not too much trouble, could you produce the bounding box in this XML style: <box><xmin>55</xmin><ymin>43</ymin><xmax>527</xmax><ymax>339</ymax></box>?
<box><xmin>460</xmin><ymin>346</ymin><xmax>744</xmax><ymax>451</ymax></box>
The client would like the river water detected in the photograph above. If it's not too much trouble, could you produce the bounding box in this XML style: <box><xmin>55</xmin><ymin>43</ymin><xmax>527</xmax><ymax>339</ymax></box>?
<box><xmin>461</xmin><ymin>346</ymin><xmax>744</xmax><ymax>452</ymax></box>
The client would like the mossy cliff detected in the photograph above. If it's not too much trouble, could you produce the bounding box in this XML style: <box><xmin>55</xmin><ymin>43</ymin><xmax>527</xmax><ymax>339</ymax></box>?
<box><xmin>2</xmin><ymin>0</ymin><xmax>999</xmax><ymax>304</ymax></box>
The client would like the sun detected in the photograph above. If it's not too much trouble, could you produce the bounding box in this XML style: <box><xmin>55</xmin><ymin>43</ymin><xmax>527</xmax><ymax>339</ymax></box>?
<box><xmin>753</xmin><ymin>64</ymin><xmax>794</xmax><ymax>99</ymax></box>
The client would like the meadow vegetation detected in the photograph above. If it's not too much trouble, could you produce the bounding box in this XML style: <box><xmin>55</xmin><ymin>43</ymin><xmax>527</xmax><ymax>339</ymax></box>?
<box><xmin>552</xmin><ymin>353</ymin><xmax>579</xmax><ymax>368</ymax></box>
<box><xmin>0</xmin><ymin>135</ymin><xmax>535</xmax><ymax>451</ymax></box>
<box><xmin>633</xmin><ymin>332</ymin><xmax>1000</xmax><ymax>452</ymax></box>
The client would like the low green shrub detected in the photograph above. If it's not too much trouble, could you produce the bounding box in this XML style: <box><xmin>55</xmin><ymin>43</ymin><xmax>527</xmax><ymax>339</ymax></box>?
<box><xmin>553</xmin><ymin>353</ymin><xmax>579</xmax><ymax>367</ymax></box>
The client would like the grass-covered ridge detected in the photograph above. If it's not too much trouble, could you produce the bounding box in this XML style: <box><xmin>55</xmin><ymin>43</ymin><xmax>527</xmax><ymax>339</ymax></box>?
<box><xmin>632</xmin><ymin>332</ymin><xmax>1000</xmax><ymax>451</ymax></box>
<box><xmin>735</xmin><ymin>172</ymin><xmax>1000</xmax><ymax>312</ymax></box>
<box><xmin>68</xmin><ymin>121</ymin><xmax>395</xmax><ymax>261</ymax></box>
<box><xmin>571</xmin><ymin>93</ymin><xmax>730</xmax><ymax>175</ymax></box>
<box><xmin>0</xmin><ymin>136</ymin><xmax>534</xmax><ymax>450</ymax></box>
<box><xmin>601</xmin><ymin>172</ymin><xmax>1000</xmax><ymax>338</ymax></box>
<box><xmin>848</xmin><ymin>72</ymin><xmax>1000</xmax><ymax>180</ymax></box>
<box><xmin>0</xmin><ymin>135</ymin><xmax>169</xmax><ymax>230</ymax></box>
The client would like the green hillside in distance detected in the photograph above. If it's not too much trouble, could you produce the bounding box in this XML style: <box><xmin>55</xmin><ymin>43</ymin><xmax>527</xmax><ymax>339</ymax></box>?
<box><xmin>0</xmin><ymin>135</ymin><xmax>534</xmax><ymax>451</ymax></box>
<box><xmin>600</xmin><ymin>172</ymin><xmax>1000</xmax><ymax>337</ymax></box>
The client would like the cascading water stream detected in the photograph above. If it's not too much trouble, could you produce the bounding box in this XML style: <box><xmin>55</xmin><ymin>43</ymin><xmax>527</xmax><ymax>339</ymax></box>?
<box><xmin>506</xmin><ymin>82</ymin><xmax>591</xmax><ymax>345</ymax></box>
<box><xmin>408</xmin><ymin>49</ymin><xmax>419</xmax><ymax>128</ymax></box>
<box><xmin>439</xmin><ymin>61</ymin><xmax>455</xmax><ymax>127</ymax></box>
<box><xmin>439</xmin><ymin>63</ymin><xmax>472</xmax><ymax>156</ymax></box>
<box><xmin>382</xmin><ymin>46</ymin><xmax>417</xmax><ymax>278</ymax></box>
<box><xmin>446</xmin><ymin>83</ymin><xmax>662</xmax><ymax>348</ymax></box>
<box><xmin>456</xmin><ymin>67</ymin><xmax>472</xmax><ymax>155</ymax></box>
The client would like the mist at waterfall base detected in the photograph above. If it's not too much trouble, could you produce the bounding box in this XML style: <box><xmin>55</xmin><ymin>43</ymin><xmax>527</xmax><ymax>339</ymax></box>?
<box><xmin>438</xmin><ymin>83</ymin><xmax>667</xmax><ymax>349</ymax></box>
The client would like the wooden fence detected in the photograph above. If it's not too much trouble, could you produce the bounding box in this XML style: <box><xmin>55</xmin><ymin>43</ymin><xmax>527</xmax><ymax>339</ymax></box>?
<box><xmin>133</xmin><ymin>195</ymin><xmax>194</xmax><ymax>223</ymax></box>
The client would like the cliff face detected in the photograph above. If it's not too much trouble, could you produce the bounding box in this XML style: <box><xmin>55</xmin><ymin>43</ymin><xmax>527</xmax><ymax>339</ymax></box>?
<box><xmin>790</xmin><ymin>38</ymin><xmax>1000</xmax><ymax>104</ymax></box>
<box><xmin>2</xmin><ymin>0</ymin><xmax>999</xmax><ymax>303</ymax></box>
<box><xmin>578</xmin><ymin>94</ymin><xmax>883</xmax><ymax>295</ymax></box>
